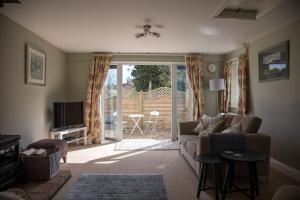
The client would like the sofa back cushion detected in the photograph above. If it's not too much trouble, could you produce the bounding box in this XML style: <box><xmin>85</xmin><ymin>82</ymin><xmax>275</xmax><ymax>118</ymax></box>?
<box><xmin>231</xmin><ymin>115</ymin><xmax>262</xmax><ymax>133</ymax></box>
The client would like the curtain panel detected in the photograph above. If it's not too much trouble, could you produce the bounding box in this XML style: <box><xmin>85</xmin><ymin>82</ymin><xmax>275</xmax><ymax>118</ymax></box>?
<box><xmin>85</xmin><ymin>54</ymin><xmax>112</xmax><ymax>144</ymax></box>
<box><xmin>221</xmin><ymin>61</ymin><xmax>231</xmax><ymax>113</ymax></box>
<box><xmin>185</xmin><ymin>55</ymin><xmax>205</xmax><ymax>120</ymax></box>
<box><xmin>237</xmin><ymin>54</ymin><xmax>248</xmax><ymax>114</ymax></box>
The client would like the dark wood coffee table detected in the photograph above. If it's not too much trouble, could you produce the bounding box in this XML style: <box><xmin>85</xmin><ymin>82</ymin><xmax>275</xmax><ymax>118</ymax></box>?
<box><xmin>220</xmin><ymin>150</ymin><xmax>266</xmax><ymax>200</ymax></box>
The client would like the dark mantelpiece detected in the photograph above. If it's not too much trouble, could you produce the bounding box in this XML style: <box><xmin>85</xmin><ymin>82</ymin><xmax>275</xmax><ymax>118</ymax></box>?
<box><xmin>0</xmin><ymin>135</ymin><xmax>22</xmax><ymax>190</ymax></box>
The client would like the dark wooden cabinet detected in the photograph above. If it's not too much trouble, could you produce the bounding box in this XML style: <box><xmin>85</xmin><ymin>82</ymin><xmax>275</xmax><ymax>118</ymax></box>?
<box><xmin>0</xmin><ymin>135</ymin><xmax>22</xmax><ymax>190</ymax></box>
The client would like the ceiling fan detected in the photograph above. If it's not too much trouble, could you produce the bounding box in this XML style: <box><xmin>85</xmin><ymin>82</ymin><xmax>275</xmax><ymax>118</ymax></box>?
<box><xmin>135</xmin><ymin>24</ymin><xmax>161</xmax><ymax>39</ymax></box>
<box><xmin>0</xmin><ymin>0</ymin><xmax>21</xmax><ymax>7</ymax></box>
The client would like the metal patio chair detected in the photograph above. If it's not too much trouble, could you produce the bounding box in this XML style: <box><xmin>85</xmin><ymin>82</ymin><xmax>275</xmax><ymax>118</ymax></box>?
<box><xmin>144</xmin><ymin>111</ymin><xmax>160</xmax><ymax>136</ymax></box>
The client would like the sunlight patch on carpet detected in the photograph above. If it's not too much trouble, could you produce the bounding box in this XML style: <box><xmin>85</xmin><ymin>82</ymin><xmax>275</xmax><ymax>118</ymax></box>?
<box><xmin>114</xmin><ymin>139</ymin><xmax>179</xmax><ymax>151</ymax></box>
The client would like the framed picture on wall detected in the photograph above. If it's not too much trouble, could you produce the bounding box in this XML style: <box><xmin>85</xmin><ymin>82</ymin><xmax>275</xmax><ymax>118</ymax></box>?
<box><xmin>25</xmin><ymin>44</ymin><xmax>46</xmax><ymax>86</ymax></box>
<box><xmin>258</xmin><ymin>41</ymin><xmax>289</xmax><ymax>82</ymax></box>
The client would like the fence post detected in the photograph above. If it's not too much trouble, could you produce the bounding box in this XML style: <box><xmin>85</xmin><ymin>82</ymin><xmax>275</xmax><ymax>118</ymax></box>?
<box><xmin>139</xmin><ymin>91</ymin><xmax>144</xmax><ymax>129</ymax></box>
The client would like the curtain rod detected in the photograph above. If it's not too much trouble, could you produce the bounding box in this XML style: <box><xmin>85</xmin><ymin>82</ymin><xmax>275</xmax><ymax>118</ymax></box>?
<box><xmin>229</xmin><ymin>57</ymin><xmax>238</xmax><ymax>62</ymax></box>
<box><xmin>111</xmin><ymin>53</ymin><xmax>188</xmax><ymax>56</ymax></box>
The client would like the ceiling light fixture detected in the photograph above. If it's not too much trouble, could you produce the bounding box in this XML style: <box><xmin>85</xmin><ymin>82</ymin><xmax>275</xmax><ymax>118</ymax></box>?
<box><xmin>135</xmin><ymin>25</ymin><xmax>160</xmax><ymax>39</ymax></box>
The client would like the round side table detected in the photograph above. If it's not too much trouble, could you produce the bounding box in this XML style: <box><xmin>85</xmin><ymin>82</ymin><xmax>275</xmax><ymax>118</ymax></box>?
<box><xmin>220</xmin><ymin>150</ymin><xmax>266</xmax><ymax>200</ymax></box>
<box><xmin>196</xmin><ymin>154</ymin><xmax>223</xmax><ymax>200</ymax></box>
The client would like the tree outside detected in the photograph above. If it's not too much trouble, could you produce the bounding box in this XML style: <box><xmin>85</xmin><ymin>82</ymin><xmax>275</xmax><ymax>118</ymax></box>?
<box><xmin>177</xmin><ymin>66</ymin><xmax>187</xmax><ymax>92</ymax></box>
<box><xmin>131</xmin><ymin>65</ymin><xmax>171</xmax><ymax>92</ymax></box>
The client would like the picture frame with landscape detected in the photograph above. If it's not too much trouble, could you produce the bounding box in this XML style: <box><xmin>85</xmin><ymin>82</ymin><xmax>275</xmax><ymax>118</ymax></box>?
<box><xmin>258</xmin><ymin>41</ymin><xmax>289</xmax><ymax>82</ymax></box>
<box><xmin>26</xmin><ymin>44</ymin><xmax>46</xmax><ymax>86</ymax></box>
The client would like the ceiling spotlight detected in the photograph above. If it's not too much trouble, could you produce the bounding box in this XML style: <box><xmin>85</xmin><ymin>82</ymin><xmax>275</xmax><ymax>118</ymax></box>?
<box><xmin>135</xmin><ymin>25</ymin><xmax>160</xmax><ymax>39</ymax></box>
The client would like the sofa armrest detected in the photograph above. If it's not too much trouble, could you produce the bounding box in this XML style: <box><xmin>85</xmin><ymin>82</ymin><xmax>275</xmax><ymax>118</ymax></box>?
<box><xmin>179</xmin><ymin>121</ymin><xmax>199</xmax><ymax>136</ymax></box>
<box><xmin>197</xmin><ymin>133</ymin><xmax>209</xmax><ymax>155</ymax></box>
<box><xmin>245</xmin><ymin>133</ymin><xmax>271</xmax><ymax>155</ymax></box>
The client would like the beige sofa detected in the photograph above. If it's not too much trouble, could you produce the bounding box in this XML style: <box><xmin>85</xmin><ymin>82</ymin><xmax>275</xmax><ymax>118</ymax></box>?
<box><xmin>179</xmin><ymin>113</ymin><xmax>271</xmax><ymax>181</ymax></box>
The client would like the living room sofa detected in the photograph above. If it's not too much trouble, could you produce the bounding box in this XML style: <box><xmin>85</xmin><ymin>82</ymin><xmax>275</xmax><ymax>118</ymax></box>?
<box><xmin>179</xmin><ymin>113</ymin><xmax>271</xmax><ymax>181</ymax></box>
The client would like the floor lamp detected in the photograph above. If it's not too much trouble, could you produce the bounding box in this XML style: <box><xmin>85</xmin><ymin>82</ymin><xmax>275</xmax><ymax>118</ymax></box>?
<box><xmin>209</xmin><ymin>78</ymin><xmax>225</xmax><ymax>113</ymax></box>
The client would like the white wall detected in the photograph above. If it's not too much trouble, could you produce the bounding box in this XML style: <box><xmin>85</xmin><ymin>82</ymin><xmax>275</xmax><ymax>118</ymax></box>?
<box><xmin>249</xmin><ymin>19</ymin><xmax>300</xmax><ymax>171</ymax></box>
<box><xmin>227</xmin><ymin>19</ymin><xmax>300</xmax><ymax>171</ymax></box>
<box><xmin>0</xmin><ymin>14</ymin><xmax>67</xmax><ymax>147</ymax></box>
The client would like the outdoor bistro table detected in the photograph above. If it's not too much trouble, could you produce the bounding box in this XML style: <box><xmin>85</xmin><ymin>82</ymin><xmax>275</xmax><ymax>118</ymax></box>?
<box><xmin>128</xmin><ymin>114</ymin><xmax>144</xmax><ymax>135</ymax></box>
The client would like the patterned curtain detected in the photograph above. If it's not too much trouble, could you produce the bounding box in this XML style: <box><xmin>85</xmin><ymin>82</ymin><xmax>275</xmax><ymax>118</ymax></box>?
<box><xmin>221</xmin><ymin>61</ymin><xmax>231</xmax><ymax>113</ymax></box>
<box><xmin>185</xmin><ymin>54</ymin><xmax>205</xmax><ymax>120</ymax></box>
<box><xmin>85</xmin><ymin>54</ymin><xmax>112</xmax><ymax>144</ymax></box>
<box><xmin>237</xmin><ymin>54</ymin><xmax>248</xmax><ymax>114</ymax></box>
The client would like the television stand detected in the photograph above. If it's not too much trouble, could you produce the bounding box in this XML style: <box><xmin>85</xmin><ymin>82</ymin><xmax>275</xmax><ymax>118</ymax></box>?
<box><xmin>50</xmin><ymin>127</ymin><xmax>87</xmax><ymax>146</ymax></box>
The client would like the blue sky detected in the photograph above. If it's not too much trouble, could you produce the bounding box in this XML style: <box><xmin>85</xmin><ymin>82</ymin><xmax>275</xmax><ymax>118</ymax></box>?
<box><xmin>123</xmin><ymin>65</ymin><xmax>134</xmax><ymax>83</ymax></box>
<box><xmin>105</xmin><ymin>65</ymin><xmax>134</xmax><ymax>86</ymax></box>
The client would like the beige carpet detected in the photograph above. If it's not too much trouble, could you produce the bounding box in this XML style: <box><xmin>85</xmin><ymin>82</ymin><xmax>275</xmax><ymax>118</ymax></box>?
<box><xmin>53</xmin><ymin>142</ymin><xmax>300</xmax><ymax>200</ymax></box>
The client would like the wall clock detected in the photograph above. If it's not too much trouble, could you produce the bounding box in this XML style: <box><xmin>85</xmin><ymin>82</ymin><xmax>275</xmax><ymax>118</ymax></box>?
<box><xmin>207</xmin><ymin>64</ymin><xmax>216</xmax><ymax>73</ymax></box>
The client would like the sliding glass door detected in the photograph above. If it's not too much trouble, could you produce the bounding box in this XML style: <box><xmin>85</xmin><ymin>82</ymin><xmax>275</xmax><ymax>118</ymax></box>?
<box><xmin>103</xmin><ymin>65</ymin><xmax>118</xmax><ymax>139</ymax></box>
<box><xmin>101</xmin><ymin>63</ymin><xmax>190</xmax><ymax>141</ymax></box>
<box><xmin>121</xmin><ymin>64</ymin><xmax>171</xmax><ymax>139</ymax></box>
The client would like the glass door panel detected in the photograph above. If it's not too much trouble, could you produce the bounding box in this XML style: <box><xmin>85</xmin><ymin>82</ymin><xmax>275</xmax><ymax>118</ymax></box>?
<box><xmin>176</xmin><ymin>65</ymin><xmax>190</xmax><ymax>135</ymax></box>
<box><xmin>103</xmin><ymin>65</ymin><xmax>117</xmax><ymax>139</ymax></box>
<box><xmin>122</xmin><ymin>64</ymin><xmax>172</xmax><ymax>140</ymax></box>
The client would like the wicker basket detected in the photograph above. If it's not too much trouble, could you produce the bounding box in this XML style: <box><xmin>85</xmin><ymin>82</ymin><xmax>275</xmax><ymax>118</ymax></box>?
<box><xmin>23</xmin><ymin>150</ymin><xmax>60</xmax><ymax>181</ymax></box>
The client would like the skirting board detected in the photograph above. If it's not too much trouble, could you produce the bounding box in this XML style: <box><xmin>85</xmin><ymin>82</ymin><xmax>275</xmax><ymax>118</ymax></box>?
<box><xmin>270</xmin><ymin>158</ymin><xmax>300</xmax><ymax>182</ymax></box>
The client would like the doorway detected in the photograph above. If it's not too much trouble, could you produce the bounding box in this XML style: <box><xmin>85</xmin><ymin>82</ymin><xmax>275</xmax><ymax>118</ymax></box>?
<box><xmin>101</xmin><ymin>63</ymin><xmax>190</xmax><ymax>141</ymax></box>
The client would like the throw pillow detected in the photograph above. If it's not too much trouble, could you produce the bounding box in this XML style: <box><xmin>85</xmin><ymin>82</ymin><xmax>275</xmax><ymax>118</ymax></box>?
<box><xmin>199</xmin><ymin>129</ymin><xmax>209</xmax><ymax>135</ymax></box>
<box><xmin>221</xmin><ymin>123</ymin><xmax>241</xmax><ymax>133</ymax></box>
<box><xmin>193</xmin><ymin>114</ymin><xmax>225</xmax><ymax>133</ymax></box>
<box><xmin>210</xmin><ymin>121</ymin><xmax>224</xmax><ymax>133</ymax></box>
<box><xmin>193</xmin><ymin>120</ymin><xmax>205</xmax><ymax>133</ymax></box>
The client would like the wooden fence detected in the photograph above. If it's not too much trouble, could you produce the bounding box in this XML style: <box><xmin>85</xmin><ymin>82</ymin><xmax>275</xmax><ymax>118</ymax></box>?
<box><xmin>104</xmin><ymin>87</ymin><xmax>189</xmax><ymax>131</ymax></box>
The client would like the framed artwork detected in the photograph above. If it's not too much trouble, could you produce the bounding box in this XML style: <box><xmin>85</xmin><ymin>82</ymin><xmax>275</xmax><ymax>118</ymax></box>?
<box><xmin>26</xmin><ymin>44</ymin><xmax>46</xmax><ymax>86</ymax></box>
<box><xmin>258</xmin><ymin>41</ymin><xmax>289</xmax><ymax>82</ymax></box>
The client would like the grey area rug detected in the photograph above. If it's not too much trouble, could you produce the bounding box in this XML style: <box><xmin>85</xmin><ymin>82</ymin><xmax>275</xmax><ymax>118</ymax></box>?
<box><xmin>114</xmin><ymin>139</ymin><xmax>179</xmax><ymax>151</ymax></box>
<box><xmin>64</xmin><ymin>174</ymin><xmax>168</xmax><ymax>200</ymax></box>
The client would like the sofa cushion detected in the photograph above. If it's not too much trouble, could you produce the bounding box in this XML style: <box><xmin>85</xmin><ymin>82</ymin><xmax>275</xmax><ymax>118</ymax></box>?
<box><xmin>221</xmin><ymin>123</ymin><xmax>241</xmax><ymax>133</ymax></box>
<box><xmin>240</xmin><ymin>117</ymin><xmax>262</xmax><ymax>133</ymax></box>
<box><xmin>231</xmin><ymin>115</ymin><xmax>242</xmax><ymax>126</ymax></box>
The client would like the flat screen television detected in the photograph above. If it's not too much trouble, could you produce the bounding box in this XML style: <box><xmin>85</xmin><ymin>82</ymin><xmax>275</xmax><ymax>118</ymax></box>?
<box><xmin>53</xmin><ymin>102</ymin><xmax>84</xmax><ymax>130</ymax></box>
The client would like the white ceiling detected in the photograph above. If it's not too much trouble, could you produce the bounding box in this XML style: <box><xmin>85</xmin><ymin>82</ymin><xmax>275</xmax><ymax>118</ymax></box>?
<box><xmin>0</xmin><ymin>0</ymin><xmax>299</xmax><ymax>54</ymax></box>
